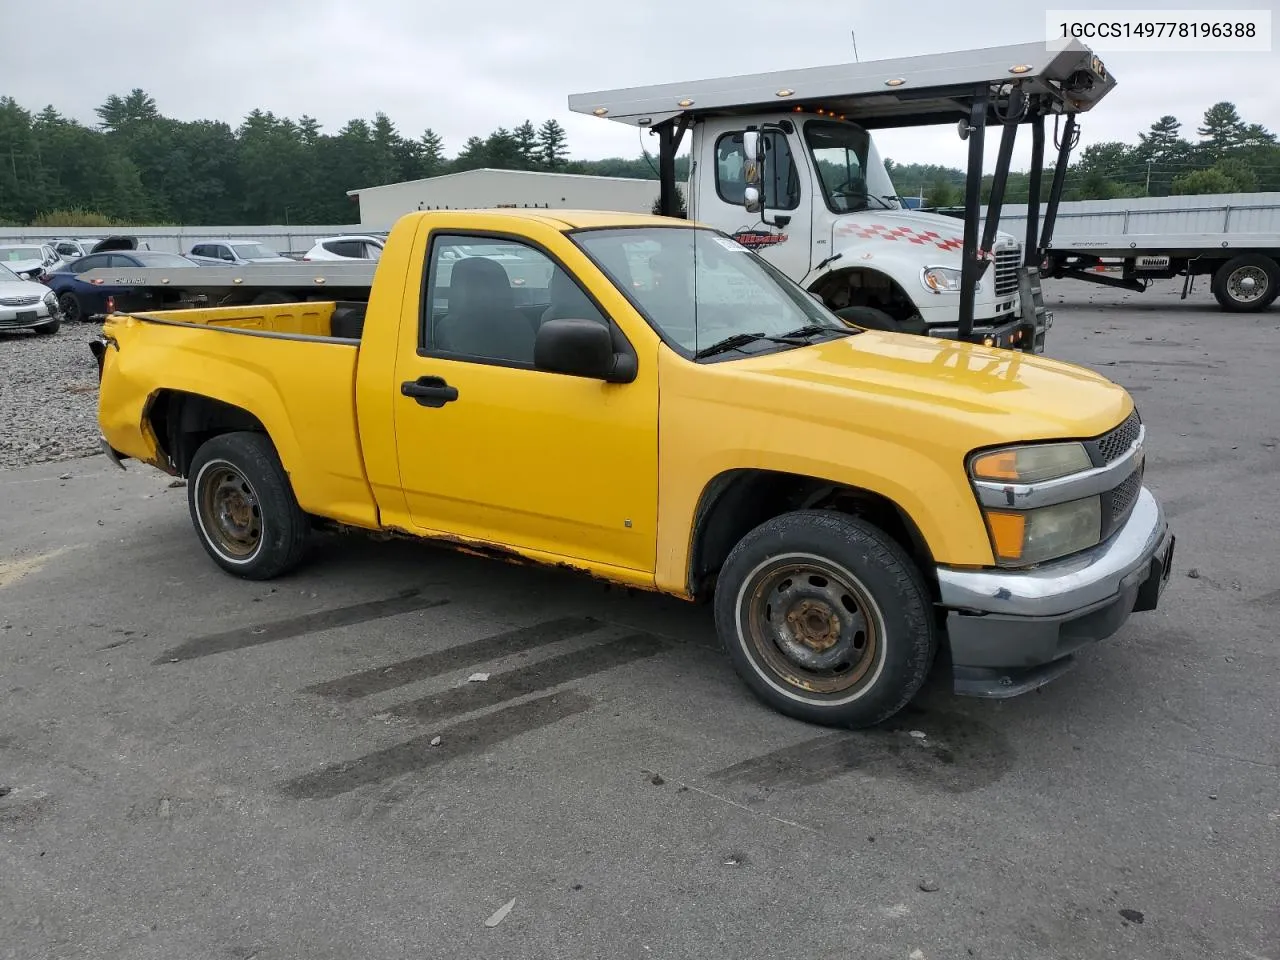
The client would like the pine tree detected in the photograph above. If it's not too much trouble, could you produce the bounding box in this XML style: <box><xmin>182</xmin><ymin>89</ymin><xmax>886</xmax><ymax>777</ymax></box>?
<box><xmin>538</xmin><ymin>119</ymin><xmax>569</xmax><ymax>169</ymax></box>
<box><xmin>514</xmin><ymin>120</ymin><xmax>539</xmax><ymax>169</ymax></box>
<box><xmin>1197</xmin><ymin>102</ymin><xmax>1245</xmax><ymax>149</ymax></box>
<box><xmin>418</xmin><ymin>128</ymin><xmax>445</xmax><ymax>176</ymax></box>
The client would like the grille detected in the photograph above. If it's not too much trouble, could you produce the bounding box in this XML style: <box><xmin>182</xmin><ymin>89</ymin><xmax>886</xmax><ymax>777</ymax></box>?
<box><xmin>0</xmin><ymin>295</ymin><xmax>41</xmax><ymax>307</ymax></box>
<box><xmin>993</xmin><ymin>245</ymin><xmax>1021</xmax><ymax>297</ymax></box>
<box><xmin>1101</xmin><ymin>467</ymin><xmax>1143</xmax><ymax>540</ymax></box>
<box><xmin>1094</xmin><ymin>411</ymin><xmax>1142</xmax><ymax>464</ymax></box>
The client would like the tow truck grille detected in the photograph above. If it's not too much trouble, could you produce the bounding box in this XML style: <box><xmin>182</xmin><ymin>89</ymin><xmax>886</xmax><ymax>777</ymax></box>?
<box><xmin>993</xmin><ymin>246</ymin><xmax>1021</xmax><ymax>297</ymax></box>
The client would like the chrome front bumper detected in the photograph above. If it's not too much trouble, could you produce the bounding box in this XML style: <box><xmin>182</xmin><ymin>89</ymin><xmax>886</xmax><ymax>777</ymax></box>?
<box><xmin>935</xmin><ymin>486</ymin><xmax>1174</xmax><ymax>697</ymax></box>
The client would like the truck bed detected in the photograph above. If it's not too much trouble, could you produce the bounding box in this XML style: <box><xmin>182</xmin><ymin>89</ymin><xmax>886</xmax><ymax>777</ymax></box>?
<box><xmin>1046</xmin><ymin>232</ymin><xmax>1280</xmax><ymax>258</ymax></box>
<box><xmin>99</xmin><ymin>300</ymin><xmax>379</xmax><ymax>529</ymax></box>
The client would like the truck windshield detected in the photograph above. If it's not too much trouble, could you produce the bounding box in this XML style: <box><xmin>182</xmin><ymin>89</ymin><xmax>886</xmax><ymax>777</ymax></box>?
<box><xmin>572</xmin><ymin>226</ymin><xmax>851</xmax><ymax>358</ymax></box>
<box><xmin>804</xmin><ymin>120</ymin><xmax>879</xmax><ymax>214</ymax></box>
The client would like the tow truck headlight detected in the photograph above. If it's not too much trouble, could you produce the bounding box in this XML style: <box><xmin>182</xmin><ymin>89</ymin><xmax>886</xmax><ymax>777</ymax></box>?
<box><xmin>971</xmin><ymin>442</ymin><xmax>1091</xmax><ymax>483</ymax></box>
<box><xmin>984</xmin><ymin>497</ymin><xmax>1102</xmax><ymax>567</ymax></box>
<box><xmin>920</xmin><ymin>266</ymin><xmax>980</xmax><ymax>294</ymax></box>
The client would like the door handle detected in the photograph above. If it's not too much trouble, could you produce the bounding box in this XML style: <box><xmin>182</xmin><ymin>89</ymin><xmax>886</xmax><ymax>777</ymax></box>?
<box><xmin>401</xmin><ymin>375</ymin><xmax>458</xmax><ymax>408</ymax></box>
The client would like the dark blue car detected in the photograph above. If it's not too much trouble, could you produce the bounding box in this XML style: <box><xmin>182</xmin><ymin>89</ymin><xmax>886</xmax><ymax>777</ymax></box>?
<box><xmin>43</xmin><ymin>251</ymin><xmax>198</xmax><ymax>322</ymax></box>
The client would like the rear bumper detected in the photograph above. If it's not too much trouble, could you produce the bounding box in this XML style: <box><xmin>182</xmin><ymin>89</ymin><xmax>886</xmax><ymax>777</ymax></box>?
<box><xmin>935</xmin><ymin>486</ymin><xmax>1173</xmax><ymax>698</ymax></box>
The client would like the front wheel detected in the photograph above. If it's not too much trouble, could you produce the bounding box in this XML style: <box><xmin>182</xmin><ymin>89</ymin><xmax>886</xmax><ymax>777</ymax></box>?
<box><xmin>187</xmin><ymin>431</ymin><xmax>310</xmax><ymax>580</ymax></box>
<box><xmin>713</xmin><ymin>510</ymin><xmax>936</xmax><ymax>728</ymax></box>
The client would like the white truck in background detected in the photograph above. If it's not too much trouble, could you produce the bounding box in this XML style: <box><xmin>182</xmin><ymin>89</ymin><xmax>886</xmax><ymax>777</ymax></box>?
<box><xmin>570</xmin><ymin>40</ymin><xmax>1117</xmax><ymax>352</ymax></box>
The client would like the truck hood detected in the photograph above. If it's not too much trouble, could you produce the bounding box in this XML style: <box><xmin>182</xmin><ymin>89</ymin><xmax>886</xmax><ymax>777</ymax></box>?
<box><xmin>729</xmin><ymin>330</ymin><xmax>1132</xmax><ymax>444</ymax></box>
<box><xmin>831</xmin><ymin>210</ymin><xmax>1017</xmax><ymax>251</ymax></box>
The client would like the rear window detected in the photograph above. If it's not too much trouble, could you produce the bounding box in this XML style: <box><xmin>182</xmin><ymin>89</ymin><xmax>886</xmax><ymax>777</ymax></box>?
<box><xmin>132</xmin><ymin>253</ymin><xmax>197</xmax><ymax>268</ymax></box>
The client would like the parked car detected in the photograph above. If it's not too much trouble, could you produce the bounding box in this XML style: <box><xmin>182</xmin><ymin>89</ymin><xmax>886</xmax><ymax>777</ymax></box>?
<box><xmin>0</xmin><ymin>243</ymin><xmax>61</xmax><ymax>281</ymax></box>
<box><xmin>44</xmin><ymin>250</ymin><xmax>197</xmax><ymax>322</ymax></box>
<box><xmin>49</xmin><ymin>238</ymin><xmax>106</xmax><ymax>260</ymax></box>
<box><xmin>0</xmin><ymin>261</ymin><xmax>60</xmax><ymax>334</ymax></box>
<box><xmin>90</xmin><ymin>236</ymin><xmax>152</xmax><ymax>253</ymax></box>
<box><xmin>301</xmin><ymin>235</ymin><xmax>385</xmax><ymax>261</ymax></box>
<box><xmin>186</xmin><ymin>240</ymin><xmax>295</xmax><ymax>266</ymax></box>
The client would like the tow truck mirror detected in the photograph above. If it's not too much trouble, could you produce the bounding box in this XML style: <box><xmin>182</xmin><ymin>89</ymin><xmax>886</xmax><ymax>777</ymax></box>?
<box><xmin>742</xmin><ymin>129</ymin><xmax>765</xmax><ymax>214</ymax></box>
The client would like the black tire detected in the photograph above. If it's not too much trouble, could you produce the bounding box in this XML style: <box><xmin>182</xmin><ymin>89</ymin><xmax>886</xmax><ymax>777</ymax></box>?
<box><xmin>187</xmin><ymin>431</ymin><xmax>310</xmax><ymax>580</ymax></box>
<box><xmin>1211</xmin><ymin>254</ymin><xmax>1278</xmax><ymax>313</ymax></box>
<box><xmin>58</xmin><ymin>293</ymin><xmax>84</xmax><ymax>323</ymax></box>
<box><xmin>33</xmin><ymin>320</ymin><xmax>59</xmax><ymax>335</ymax></box>
<box><xmin>713</xmin><ymin>509</ymin><xmax>936</xmax><ymax>729</ymax></box>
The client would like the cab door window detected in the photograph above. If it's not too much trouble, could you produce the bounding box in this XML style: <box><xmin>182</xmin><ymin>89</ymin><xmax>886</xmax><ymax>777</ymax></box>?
<box><xmin>422</xmin><ymin>234</ymin><xmax>607</xmax><ymax>366</ymax></box>
<box><xmin>714</xmin><ymin>130</ymin><xmax>801</xmax><ymax>210</ymax></box>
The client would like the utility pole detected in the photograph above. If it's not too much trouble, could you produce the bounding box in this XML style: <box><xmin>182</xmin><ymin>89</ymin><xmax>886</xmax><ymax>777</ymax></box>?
<box><xmin>851</xmin><ymin>30</ymin><xmax>860</xmax><ymax>62</ymax></box>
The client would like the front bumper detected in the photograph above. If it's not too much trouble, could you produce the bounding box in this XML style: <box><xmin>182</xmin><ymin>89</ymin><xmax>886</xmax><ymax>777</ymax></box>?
<box><xmin>0</xmin><ymin>303</ymin><xmax>56</xmax><ymax>331</ymax></box>
<box><xmin>935</xmin><ymin>486</ymin><xmax>1174</xmax><ymax>698</ymax></box>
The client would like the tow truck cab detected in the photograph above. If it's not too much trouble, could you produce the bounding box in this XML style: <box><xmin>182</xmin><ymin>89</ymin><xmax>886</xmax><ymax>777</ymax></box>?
<box><xmin>570</xmin><ymin>39</ymin><xmax>1117</xmax><ymax>354</ymax></box>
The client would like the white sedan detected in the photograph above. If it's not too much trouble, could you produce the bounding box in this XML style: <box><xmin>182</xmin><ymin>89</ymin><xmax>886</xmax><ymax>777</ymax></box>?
<box><xmin>301</xmin><ymin>235</ymin><xmax>386</xmax><ymax>261</ymax></box>
<box><xmin>0</xmin><ymin>243</ymin><xmax>61</xmax><ymax>281</ymax></box>
<box><xmin>0</xmin><ymin>262</ymin><xmax>60</xmax><ymax>334</ymax></box>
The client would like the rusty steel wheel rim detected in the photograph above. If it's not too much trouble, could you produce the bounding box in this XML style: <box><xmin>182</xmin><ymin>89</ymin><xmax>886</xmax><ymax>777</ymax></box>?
<box><xmin>197</xmin><ymin>460</ymin><xmax>263</xmax><ymax>561</ymax></box>
<box><xmin>740</xmin><ymin>553</ymin><xmax>883</xmax><ymax>698</ymax></box>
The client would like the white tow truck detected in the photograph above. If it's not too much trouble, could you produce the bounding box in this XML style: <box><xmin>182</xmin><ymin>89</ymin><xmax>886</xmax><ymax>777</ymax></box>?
<box><xmin>569</xmin><ymin>39</ymin><xmax>1116</xmax><ymax>352</ymax></box>
<box><xmin>78</xmin><ymin>41</ymin><xmax>1116</xmax><ymax>352</ymax></box>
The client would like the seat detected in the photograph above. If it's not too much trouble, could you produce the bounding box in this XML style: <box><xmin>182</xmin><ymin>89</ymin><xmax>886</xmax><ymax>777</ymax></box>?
<box><xmin>539</xmin><ymin>268</ymin><xmax>607</xmax><ymax>330</ymax></box>
<box><xmin>434</xmin><ymin>256</ymin><xmax>534</xmax><ymax>363</ymax></box>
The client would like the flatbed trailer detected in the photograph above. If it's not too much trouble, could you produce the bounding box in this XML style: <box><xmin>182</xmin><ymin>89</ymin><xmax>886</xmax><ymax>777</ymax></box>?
<box><xmin>1042</xmin><ymin>232</ymin><xmax>1280</xmax><ymax>311</ymax></box>
<box><xmin>76</xmin><ymin>262</ymin><xmax>380</xmax><ymax>315</ymax></box>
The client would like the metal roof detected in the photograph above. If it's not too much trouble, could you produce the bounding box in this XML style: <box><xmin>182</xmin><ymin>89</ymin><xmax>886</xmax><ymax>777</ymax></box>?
<box><xmin>568</xmin><ymin>40</ymin><xmax>1115</xmax><ymax>130</ymax></box>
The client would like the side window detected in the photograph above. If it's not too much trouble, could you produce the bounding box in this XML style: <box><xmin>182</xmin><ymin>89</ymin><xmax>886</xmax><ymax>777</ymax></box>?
<box><xmin>74</xmin><ymin>254</ymin><xmax>108</xmax><ymax>273</ymax></box>
<box><xmin>106</xmin><ymin>254</ymin><xmax>137</xmax><ymax>268</ymax></box>
<box><xmin>191</xmin><ymin>245</ymin><xmax>208</xmax><ymax>257</ymax></box>
<box><xmin>55</xmin><ymin>242</ymin><xmax>77</xmax><ymax>257</ymax></box>
<box><xmin>325</xmin><ymin>240</ymin><xmax>361</xmax><ymax>258</ymax></box>
<box><xmin>714</xmin><ymin>131</ymin><xmax>801</xmax><ymax>210</ymax></box>
<box><xmin>422</xmin><ymin>234</ymin><xmax>606</xmax><ymax>366</ymax></box>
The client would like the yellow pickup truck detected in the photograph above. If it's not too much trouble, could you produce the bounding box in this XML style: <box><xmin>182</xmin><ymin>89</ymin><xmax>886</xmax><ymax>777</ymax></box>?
<box><xmin>92</xmin><ymin>209</ymin><xmax>1175</xmax><ymax>728</ymax></box>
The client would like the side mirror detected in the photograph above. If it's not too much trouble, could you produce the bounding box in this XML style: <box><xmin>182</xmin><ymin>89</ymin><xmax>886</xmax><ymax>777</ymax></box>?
<box><xmin>742</xmin><ymin>129</ymin><xmax>765</xmax><ymax>213</ymax></box>
<box><xmin>534</xmin><ymin>318</ymin><xmax>636</xmax><ymax>383</ymax></box>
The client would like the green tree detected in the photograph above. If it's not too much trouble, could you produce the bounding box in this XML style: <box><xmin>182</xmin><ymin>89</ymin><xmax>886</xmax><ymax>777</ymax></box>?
<box><xmin>1197</xmin><ymin>102</ymin><xmax>1245</xmax><ymax>149</ymax></box>
<box><xmin>538</xmin><ymin>119</ymin><xmax>569</xmax><ymax>169</ymax></box>
<box><xmin>1172</xmin><ymin>167</ymin><xmax>1237</xmax><ymax>195</ymax></box>
<box><xmin>513</xmin><ymin>120</ymin><xmax>540</xmax><ymax>169</ymax></box>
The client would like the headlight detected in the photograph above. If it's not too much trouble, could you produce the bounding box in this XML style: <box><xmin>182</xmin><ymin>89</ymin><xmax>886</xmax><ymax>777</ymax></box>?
<box><xmin>984</xmin><ymin>497</ymin><xmax>1102</xmax><ymax>566</ymax></box>
<box><xmin>43</xmin><ymin>291</ymin><xmax>58</xmax><ymax>312</ymax></box>
<box><xmin>921</xmin><ymin>266</ymin><xmax>962</xmax><ymax>293</ymax></box>
<box><xmin>968</xmin><ymin>440</ymin><xmax>1101</xmax><ymax>567</ymax></box>
<box><xmin>970</xmin><ymin>442</ymin><xmax>1091</xmax><ymax>483</ymax></box>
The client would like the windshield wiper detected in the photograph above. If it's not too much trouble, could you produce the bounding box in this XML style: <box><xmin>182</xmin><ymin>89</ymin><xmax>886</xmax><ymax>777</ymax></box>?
<box><xmin>779</xmin><ymin>323</ymin><xmax>858</xmax><ymax>340</ymax></box>
<box><xmin>693</xmin><ymin>331</ymin><xmax>804</xmax><ymax>359</ymax></box>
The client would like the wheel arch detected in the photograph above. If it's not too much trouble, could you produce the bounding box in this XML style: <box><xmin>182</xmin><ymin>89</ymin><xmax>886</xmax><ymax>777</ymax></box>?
<box><xmin>146</xmin><ymin>389</ymin><xmax>273</xmax><ymax>476</ymax></box>
<box><xmin>686</xmin><ymin>468</ymin><xmax>938</xmax><ymax>602</ymax></box>
<box><xmin>807</xmin><ymin>260</ymin><xmax>924</xmax><ymax>324</ymax></box>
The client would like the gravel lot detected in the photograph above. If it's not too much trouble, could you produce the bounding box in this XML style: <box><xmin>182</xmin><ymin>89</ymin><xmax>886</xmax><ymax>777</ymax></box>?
<box><xmin>0</xmin><ymin>322</ymin><xmax>102</xmax><ymax>470</ymax></box>
<box><xmin>1</xmin><ymin>280</ymin><xmax>1277</xmax><ymax>959</ymax></box>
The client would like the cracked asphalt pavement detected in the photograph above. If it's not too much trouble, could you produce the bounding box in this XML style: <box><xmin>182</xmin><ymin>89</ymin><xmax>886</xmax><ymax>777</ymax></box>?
<box><xmin>1</xmin><ymin>281</ymin><xmax>1277</xmax><ymax>960</ymax></box>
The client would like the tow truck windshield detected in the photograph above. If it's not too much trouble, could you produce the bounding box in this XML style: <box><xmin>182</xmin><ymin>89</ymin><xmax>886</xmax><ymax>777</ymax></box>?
<box><xmin>573</xmin><ymin>226</ymin><xmax>853</xmax><ymax>359</ymax></box>
<box><xmin>804</xmin><ymin>120</ymin><xmax>895</xmax><ymax>214</ymax></box>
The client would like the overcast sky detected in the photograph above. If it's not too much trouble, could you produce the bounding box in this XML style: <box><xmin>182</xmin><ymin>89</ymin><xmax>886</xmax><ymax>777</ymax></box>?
<box><xmin>4</xmin><ymin>0</ymin><xmax>1277</xmax><ymax>186</ymax></box>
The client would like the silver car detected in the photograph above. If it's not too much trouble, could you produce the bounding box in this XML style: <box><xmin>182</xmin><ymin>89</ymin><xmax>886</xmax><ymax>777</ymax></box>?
<box><xmin>0</xmin><ymin>243</ymin><xmax>61</xmax><ymax>281</ymax></box>
<box><xmin>0</xmin><ymin>261</ymin><xmax>60</xmax><ymax>334</ymax></box>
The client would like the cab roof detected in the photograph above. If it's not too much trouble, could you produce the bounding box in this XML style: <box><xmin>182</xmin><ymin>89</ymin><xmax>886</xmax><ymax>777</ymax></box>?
<box><xmin>405</xmin><ymin>208</ymin><xmax>703</xmax><ymax>231</ymax></box>
<box><xmin>568</xmin><ymin>40</ymin><xmax>1115</xmax><ymax>130</ymax></box>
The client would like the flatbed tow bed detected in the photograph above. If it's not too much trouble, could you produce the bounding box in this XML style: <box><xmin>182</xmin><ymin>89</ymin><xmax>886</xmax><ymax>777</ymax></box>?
<box><xmin>1043</xmin><ymin>231</ymin><xmax>1280</xmax><ymax>311</ymax></box>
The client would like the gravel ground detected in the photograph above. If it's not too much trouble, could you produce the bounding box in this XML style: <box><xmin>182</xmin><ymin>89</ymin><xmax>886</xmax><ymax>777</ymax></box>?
<box><xmin>0</xmin><ymin>322</ymin><xmax>103</xmax><ymax>470</ymax></box>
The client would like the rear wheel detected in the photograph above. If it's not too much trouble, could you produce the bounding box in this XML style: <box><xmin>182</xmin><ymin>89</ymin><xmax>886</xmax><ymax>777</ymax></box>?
<box><xmin>713</xmin><ymin>509</ymin><xmax>936</xmax><ymax>728</ymax></box>
<box><xmin>1211</xmin><ymin>254</ymin><xmax>1278</xmax><ymax>312</ymax></box>
<box><xmin>187</xmin><ymin>431</ymin><xmax>310</xmax><ymax>580</ymax></box>
<box><xmin>58</xmin><ymin>293</ymin><xmax>83</xmax><ymax>323</ymax></box>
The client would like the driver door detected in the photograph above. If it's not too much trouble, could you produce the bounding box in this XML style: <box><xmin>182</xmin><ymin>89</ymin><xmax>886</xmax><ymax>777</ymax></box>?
<box><xmin>698</xmin><ymin>127</ymin><xmax>813</xmax><ymax>281</ymax></box>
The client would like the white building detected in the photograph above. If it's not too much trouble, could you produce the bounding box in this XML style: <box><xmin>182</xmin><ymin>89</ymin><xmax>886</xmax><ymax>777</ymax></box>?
<box><xmin>347</xmin><ymin>168</ymin><xmax>663</xmax><ymax>226</ymax></box>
